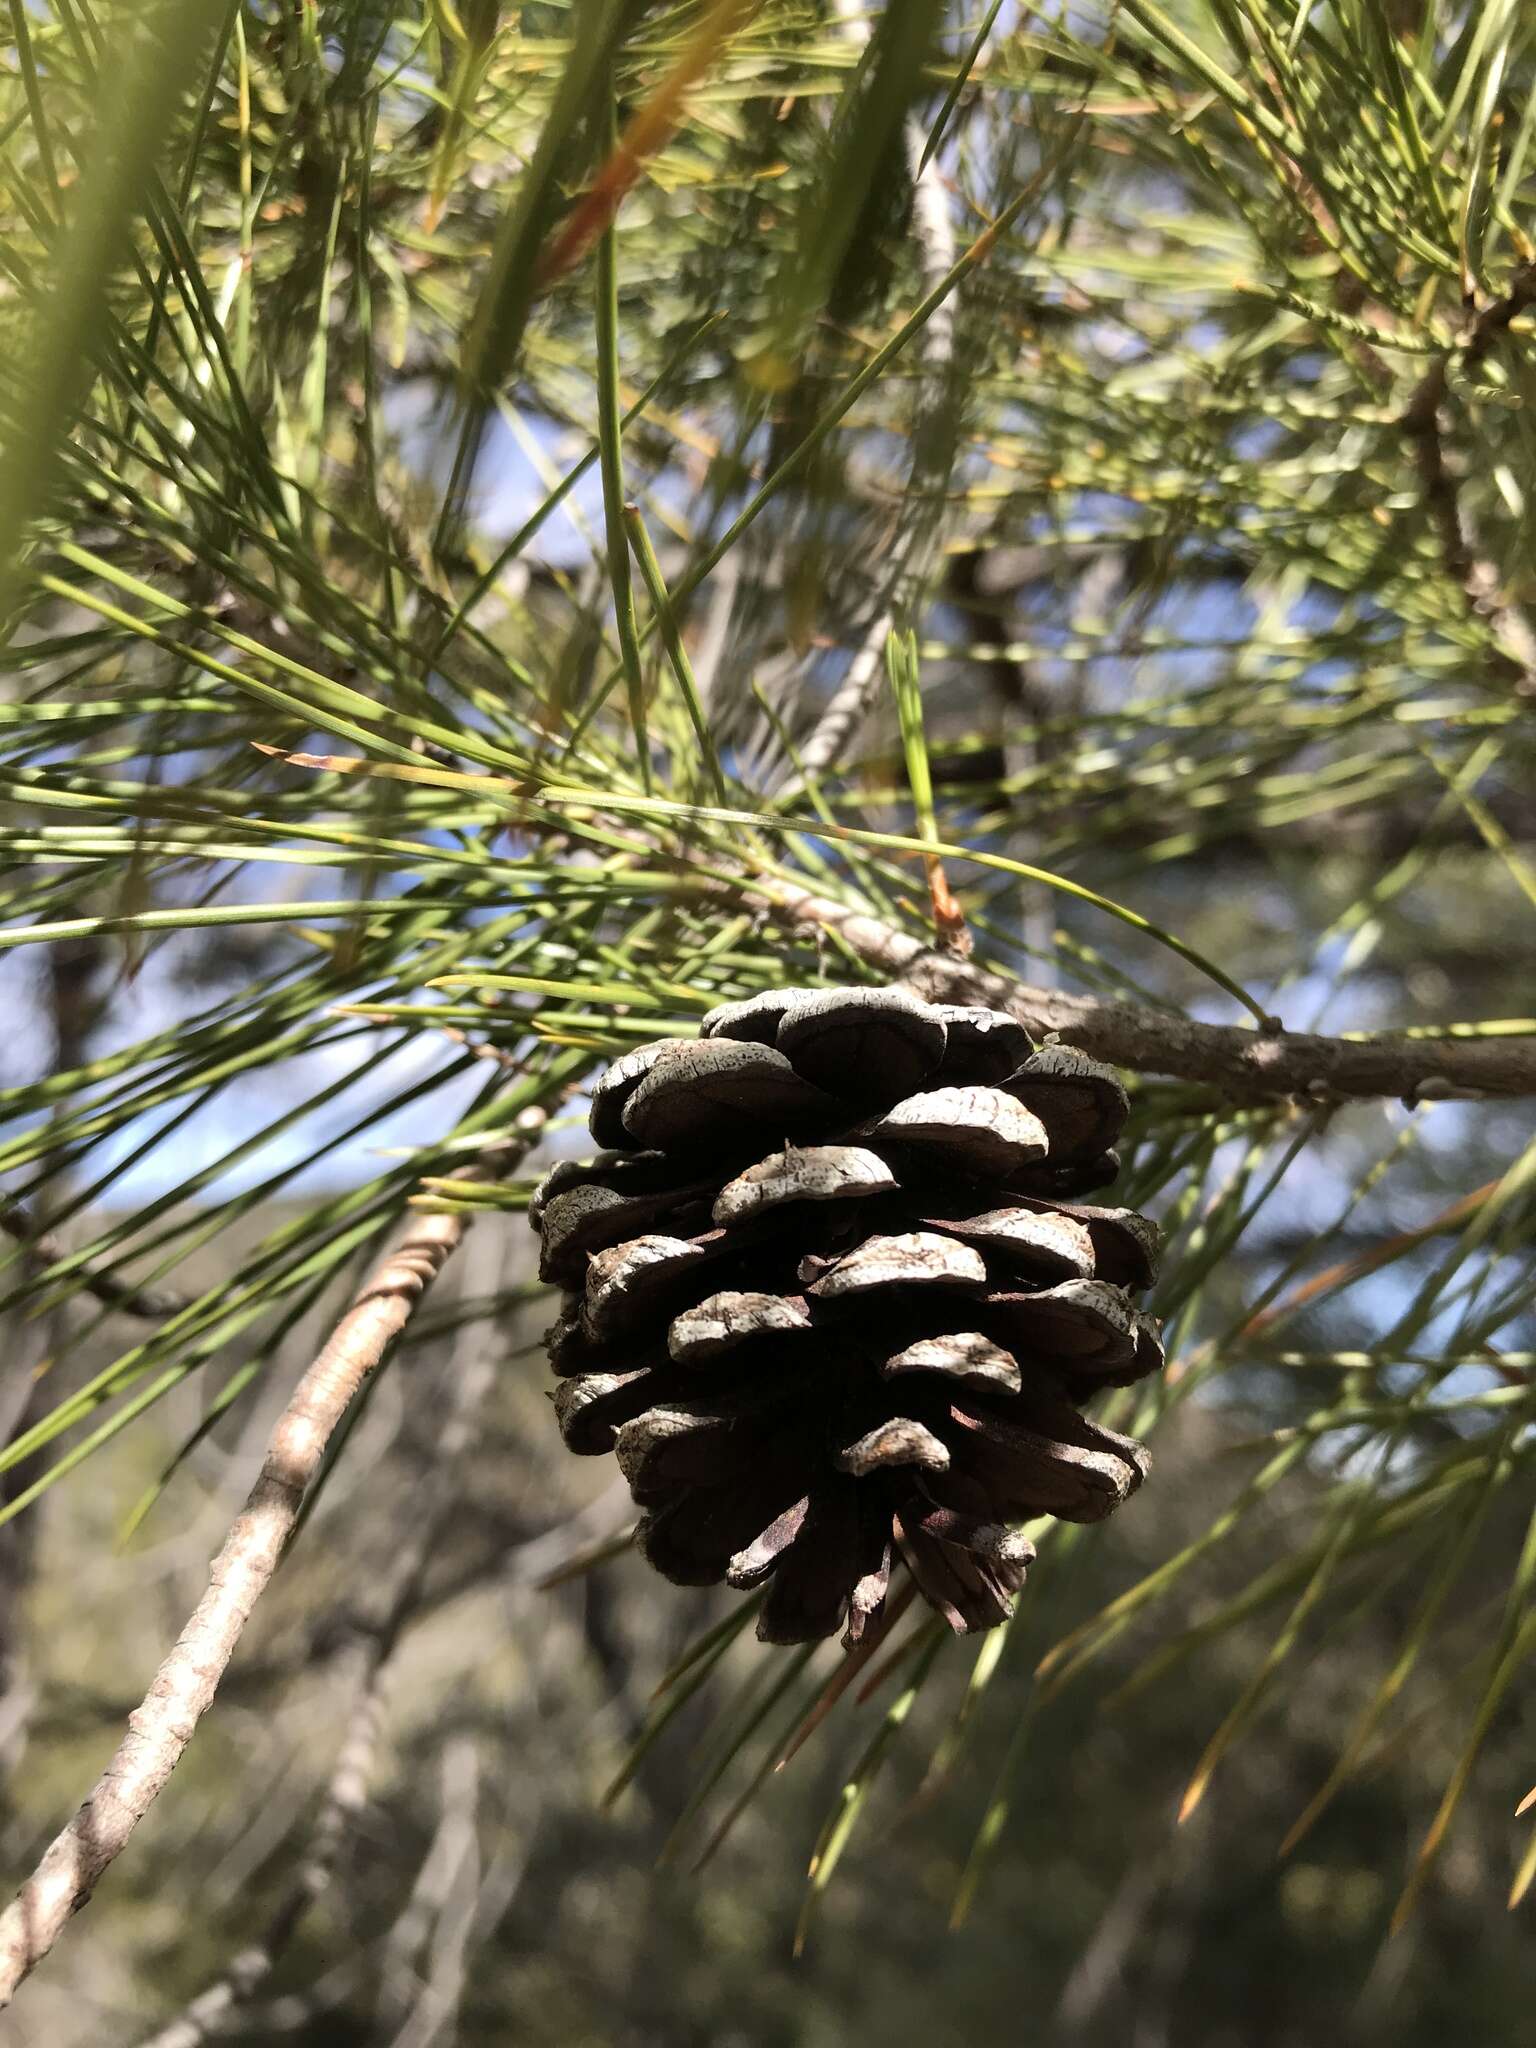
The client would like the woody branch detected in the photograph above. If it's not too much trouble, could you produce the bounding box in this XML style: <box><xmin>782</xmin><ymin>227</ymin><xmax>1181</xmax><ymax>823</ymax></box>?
<box><xmin>0</xmin><ymin>1165</ymin><xmax>511</xmax><ymax>2010</ymax></box>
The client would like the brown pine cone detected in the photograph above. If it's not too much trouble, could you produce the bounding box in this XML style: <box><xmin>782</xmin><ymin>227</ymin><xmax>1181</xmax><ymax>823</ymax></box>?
<box><xmin>530</xmin><ymin>987</ymin><xmax>1164</xmax><ymax>1648</ymax></box>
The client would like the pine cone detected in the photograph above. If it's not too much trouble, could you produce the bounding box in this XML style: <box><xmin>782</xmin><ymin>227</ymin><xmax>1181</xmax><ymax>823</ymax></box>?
<box><xmin>530</xmin><ymin>987</ymin><xmax>1164</xmax><ymax>1648</ymax></box>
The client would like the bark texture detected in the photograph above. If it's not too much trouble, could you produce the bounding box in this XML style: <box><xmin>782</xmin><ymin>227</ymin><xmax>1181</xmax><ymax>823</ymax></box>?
<box><xmin>765</xmin><ymin>881</ymin><xmax>1536</xmax><ymax>1101</ymax></box>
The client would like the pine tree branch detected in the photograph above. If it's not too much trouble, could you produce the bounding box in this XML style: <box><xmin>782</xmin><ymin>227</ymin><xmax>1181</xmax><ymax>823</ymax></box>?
<box><xmin>0</xmin><ymin>1203</ymin><xmax>196</xmax><ymax>1321</ymax></box>
<box><xmin>777</xmin><ymin>0</ymin><xmax>958</xmax><ymax>792</ymax></box>
<box><xmin>129</xmin><ymin>1225</ymin><xmax>514</xmax><ymax>2048</ymax></box>
<box><xmin>0</xmin><ymin>1169</ymin><xmax>501</xmax><ymax>2008</ymax></box>
<box><xmin>787</xmin><ymin>604</ymin><xmax>896</xmax><ymax>785</ymax></box>
<box><xmin>763</xmin><ymin>880</ymin><xmax>1536</xmax><ymax>1100</ymax></box>
<box><xmin>1401</xmin><ymin>265</ymin><xmax>1536</xmax><ymax>698</ymax></box>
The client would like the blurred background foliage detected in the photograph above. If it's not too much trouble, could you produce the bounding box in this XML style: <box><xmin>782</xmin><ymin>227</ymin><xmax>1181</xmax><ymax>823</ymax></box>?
<box><xmin>1</xmin><ymin>0</ymin><xmax>1535</xmax><ymax>2038</ymax></box>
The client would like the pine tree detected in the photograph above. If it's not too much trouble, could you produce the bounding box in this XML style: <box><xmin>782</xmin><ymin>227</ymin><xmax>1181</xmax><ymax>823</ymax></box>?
<box><xmin>0</xmin><ymin>0</ymin><xmax>1534</xmax><ymax>2018</ymax></box>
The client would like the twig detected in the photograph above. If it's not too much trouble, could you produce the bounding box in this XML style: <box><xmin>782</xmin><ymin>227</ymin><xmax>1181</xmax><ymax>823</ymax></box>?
<box><xmin>776</xmin><ymin>0</ymin><xmax>959</xmax><ymax>792</ymax></box>
<box><xmin>58</xmin><ymin>1486</ymin><xmax>637</xmax><ymax>1736</ymax></box>
<box><xmin>788</xmin><ymin>603</ymin><xmax>896</xmax><ymax>785</ymax></box>
<box><xmin>760</xmin><ymin>877</ymin><xmax>1536</xmax><ymax>1100</ymax></box>
<box><xmin>517</xmin><ymin>1478</ymin><xmax>634</xmax><ymax>1588</ymax></box>
<box><xmin>0</xmin><ymin>1202</ymin><xmax>194</xmax><ymax>1321</ymax></box>
<box><xmin>1462</xmin><ymin>263</ymin><xmax>1536</xmax><ymax>380</ymax></box>
<box><xmin>1400</xmin><ymin>266</ymin><xmax>1536</xmax><ymax>696</ymax></box>
<box><xmin>0</xmin><ymin>1187</ymin><xmax>484</xmax><ymax>2007</ymax></box>
<box><xmin>378</xmin><ymin>1738</ymin><xmax>481</xmax><ymax>2047</ymax></box>
<box><xmin>130</xmin><ymin>1226</ymin><xmax>516</xmax><ymax>2048</ymax></box>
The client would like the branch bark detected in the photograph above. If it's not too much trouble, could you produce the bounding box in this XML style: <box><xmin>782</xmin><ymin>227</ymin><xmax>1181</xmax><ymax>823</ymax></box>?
<box><xmin>775</xmin><ymin>0</ymin><xmax>959</xmax><ymax>794</ymax></box>
<box><xmin>0</xmin><ymin>1196</ymin><xmax>476</xmax><ymax>2009</ymax></box>
<box><xmin>131</xmin><ymin>1223</ymin><xmax>514</xmax><ymax>2048</ymax></box>
<box><xmin>1401</xmin><ymin>265</ymin><xmax>1536</xmax><ymax>698</ymax></box>
<box><xmin>763</xmin><ymin>879</ymin><xmax>1536</xmax><ymax>1101</ymax></box>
